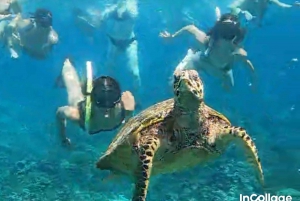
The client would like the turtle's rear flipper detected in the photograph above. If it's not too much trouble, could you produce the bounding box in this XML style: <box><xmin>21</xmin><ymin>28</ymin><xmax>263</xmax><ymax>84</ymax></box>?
<box><xmin>218</xmin><ymin>126</ymin><xmax>264</xmax><ymax>186</ymax></box>
<box><xmin>133</xmin><ymin>136</ymin><xmax>161</xmax><ymax>201</ymax></box>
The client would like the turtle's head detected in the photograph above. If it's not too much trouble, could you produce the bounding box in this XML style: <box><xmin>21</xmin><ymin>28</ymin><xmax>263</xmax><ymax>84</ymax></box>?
<box><xmin>173</xmin><ymin>70</ymin><xmax>204</xmax><ymax>109</ymax></box>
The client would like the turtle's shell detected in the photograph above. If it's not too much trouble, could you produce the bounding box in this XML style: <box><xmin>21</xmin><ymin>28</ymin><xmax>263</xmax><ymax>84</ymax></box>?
<box><xmin>96</xmin><ymin>98</ymin><xmax>231</xmax><ymax>177</ymax></box>
<box><xmin>96</xmin><ymin>99</ymin><xmax>175</xmax><ymax>175</ymax></box>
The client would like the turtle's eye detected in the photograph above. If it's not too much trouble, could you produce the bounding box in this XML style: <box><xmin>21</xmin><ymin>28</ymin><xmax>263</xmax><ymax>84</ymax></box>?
<box><xmin>190</xmin><ymin>74</ymin><xmax>198</xmax><ymax>81</ymax></box>
<box><xmin>188</xmin><ymin>70</ymin><xmax>199</xmax><ymax>81</ymax></box>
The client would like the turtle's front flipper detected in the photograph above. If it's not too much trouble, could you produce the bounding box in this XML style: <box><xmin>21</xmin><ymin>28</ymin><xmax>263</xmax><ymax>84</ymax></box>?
<box><xmin>217</xmin><ymin>126</ymin><xmax>264</xmax><ymax>186</ymax></box>
<box><xmin>133</xmin><ymin>136</ymin><xmax>161</xmax><ymax>201</ymax></box>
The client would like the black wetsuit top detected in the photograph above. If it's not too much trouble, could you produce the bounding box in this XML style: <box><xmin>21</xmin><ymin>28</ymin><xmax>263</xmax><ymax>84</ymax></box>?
<box><xmin>77</xmin><ymin>100</ymin><xmax>126</xmax><ymax>135</ymax></box>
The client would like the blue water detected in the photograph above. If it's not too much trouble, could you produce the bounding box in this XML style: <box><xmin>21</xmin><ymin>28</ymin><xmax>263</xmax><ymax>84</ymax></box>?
<box><xmin>0</xmin><ymin>0</ymin><xmax>300</xmax><ymax>200</ymax></box>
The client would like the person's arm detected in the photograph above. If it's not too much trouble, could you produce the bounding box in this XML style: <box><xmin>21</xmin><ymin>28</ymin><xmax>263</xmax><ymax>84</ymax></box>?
<box><xmin>44</xmin><ymin>28</ymin><xmax>58</xmax><ymax>48</ymax></box>
<box><xmin>0</xmin><ymin>0</ymin><xmax>21</xmax><ymax>21</ymax></box>
<box><xmin>233</xmin><ymin>47</ymin><xmax>257</xmax><ymax>90</ymax></box>
<box><xmin>74</xmin><ymin>6</ymin><xmax>113</xmax><ymax>30</ymax></box>
<box><xmin>56</xmin><ymin>106</ymin><xmax>80</xmax><ymax>146</ymax></box>
<box><xmin>228</xmin><ymin>0</ymin><xmax>246</xmax><ymax>14</ymax></box>
<box><xmin>50</xmin><ymin>28</ymin><xmax>59</xmax><ymax>44</ymax></box>
<box><xmin>124</xmin><ymin>110</ymin><xmax>134</xmax><ymax>122</ymax></box>
<box><xmin>269</xmin><ymin>0</ymin><xmax>293</xmax><ymax>8</ymax></box>
<box><xmin>7</xmin><ymin>39</ymin><xmax>18</xmax><ymax>58</ymax></box>
<box><xmin>4</xmin><ymin>14</ymin><xmax>24</xmax><ymax>58</ymax></box>
<box><xmin>160</xmin><ymin>25</ymin><xmax>207</xmax><ymax>50</ymax></box>
<box><xmin>10</xmin><ymin>0</ymin><xmax>22</xmax><ymax>14</ymax></box>
<box><xmin>172</xmin><ymin>25</ymin><xmax>206</xmax><ymax>42</ymax></box>
<box><xmin>0</xmin><ymin>14</ymin><xmax>13</xmax><ymax>21</ymax></box>
<box><xmin>101</xmin><ymin>4</ymin><xmax>118</xmax><ymax>21</ymax></box>
<box><xmin>228</xmin><ymin>0</ymin><xmax>256</xmax><ymax>21</ymax></box>
<box><xmin>233</xmin><ymin>47</ymin><xmax>255</xmax><ymax>72</ymax></box>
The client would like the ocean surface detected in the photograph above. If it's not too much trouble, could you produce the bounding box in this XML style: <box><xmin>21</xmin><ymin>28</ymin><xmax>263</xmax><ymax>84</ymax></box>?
<box><xmin>0</xmin><ymin>0</ymin><xmax>299</xmax><ymax>200</ymax></box>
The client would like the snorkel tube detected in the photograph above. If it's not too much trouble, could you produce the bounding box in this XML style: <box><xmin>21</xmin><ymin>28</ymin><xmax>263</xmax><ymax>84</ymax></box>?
<box><xmin>85</xmin><ymin>61</ymin><xmax>93</xmax><ymax>131</ymax></box>
<box><xmin>215</xmin><ymin>7</ymin><xmax>221</xmax><ymax>21</ymax></box>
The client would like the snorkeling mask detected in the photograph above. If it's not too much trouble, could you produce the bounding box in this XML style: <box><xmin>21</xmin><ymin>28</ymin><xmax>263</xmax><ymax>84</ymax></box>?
<box><xmin>31</xmin><ymin>8</ymin><xmax>53</xmax><ymax>28</ymax></box>
<box><xmin>91</xmin><ymin>76</ymin><xmax>122</xmax><ymax>108</ymax></box>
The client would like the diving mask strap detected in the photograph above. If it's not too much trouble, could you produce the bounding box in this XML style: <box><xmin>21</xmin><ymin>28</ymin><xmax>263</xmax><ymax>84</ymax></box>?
<box><xmin>85</xmin><ymin>61</ymin><xmax>93</xmax><ymax>131</ymax></box>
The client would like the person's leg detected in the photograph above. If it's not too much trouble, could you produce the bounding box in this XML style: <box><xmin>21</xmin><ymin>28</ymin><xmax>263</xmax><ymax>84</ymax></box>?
<box><xmin>126</xmin><ymin>40</ymin><xmax>141</xmax><ymax>87</ymax></box>
<box><xmin>175</xmin><ymin>49</ymin><xmax>197</xmax><ymax>71</ymax></box>
<box><xmin>221</xmin><ymin>69</ymin><xmax>234</xmax><ymax>91</ymax></box>
<box><xmin>170</xmin><ymin>49</ymin><xmax>199</xmax><ymax>85</ymax></box>
<box><xmin>0</xmin><ymin>20</ymin><xmax>18</xmax><ymax>58</ymax></box>
<box><xmin>61</xmin><ymin>58</ymin><xmax>84</xmax><ymax>106</ymax></box>
<box><xmin>0</xmin><ymin>21</ymin><xmax>7</xmax><ymax>36</ymax></box>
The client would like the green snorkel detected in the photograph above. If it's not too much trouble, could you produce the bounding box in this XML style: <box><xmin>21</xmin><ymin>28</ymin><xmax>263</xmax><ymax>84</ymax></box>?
<box><xmin>85</xmin><ymin>61</ymin><xmax>93</xmax><ymax>131</ymax></box>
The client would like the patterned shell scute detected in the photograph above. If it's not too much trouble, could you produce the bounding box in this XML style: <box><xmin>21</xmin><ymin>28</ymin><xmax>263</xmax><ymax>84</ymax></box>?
<box><xmin>204</xmin><ymin>105</ymin><xmax>231</xmax><ymax>126</ymax></box>
<box><xmin>106</xmin><ymin>99</ymin><xmax>175</xmax><ymax>153</ymax></box>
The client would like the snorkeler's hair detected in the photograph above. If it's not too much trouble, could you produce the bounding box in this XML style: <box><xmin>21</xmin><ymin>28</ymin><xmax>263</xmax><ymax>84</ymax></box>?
<box><xmin>207</xmin><ymin>12</ymin><xmax>245</xmax><ymax>44</ymax></box>
<box><xmin>32</xmin><ymin>8</ymin><xmax>53</xmax><ymax>28</ymax></box>
<box><xmin>219</xmin><ymin>13</ymin><xmax>239</xmax><ymax>23</ymax></box>
<box><xmin>91</xmin><ymin>76</ymin><xmax>122</xmax><ymax>108</ymax></box>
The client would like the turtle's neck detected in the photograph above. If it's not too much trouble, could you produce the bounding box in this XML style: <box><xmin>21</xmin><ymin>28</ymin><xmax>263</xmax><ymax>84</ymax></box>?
<box><xmin>173</xmin><ymin>101</ymin><xmax>203</xmax><ymax>130</ymax></box>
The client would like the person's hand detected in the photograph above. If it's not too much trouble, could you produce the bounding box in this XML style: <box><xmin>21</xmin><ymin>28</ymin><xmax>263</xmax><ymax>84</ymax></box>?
<box><xmin>121</xmin><ymin>91</ymin><xmax>135</xmax><ymax>111</ymax></box>
<box><xmin>159</xmin><ymin>31</ymin><xmax>173</xmax><ymax>38</ymax></box>
<box><xmin>241</xmin><ymin>10</ymin><xmax>256</xmax><ymax>21</ymax></box>
<box><xmin>0</xmin><ymin>14</ymin><xmax>14</xmax><ymax>21</ymax></box>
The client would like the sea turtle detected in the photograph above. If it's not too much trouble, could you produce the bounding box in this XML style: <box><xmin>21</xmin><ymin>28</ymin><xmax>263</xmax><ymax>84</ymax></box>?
<box><xmin>96</xmin><ymin>69</ymin><xmax>264</xmax><ymax>201</ymax></box>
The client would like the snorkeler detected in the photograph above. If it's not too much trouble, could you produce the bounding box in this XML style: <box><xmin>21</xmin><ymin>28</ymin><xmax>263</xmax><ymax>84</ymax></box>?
<box><xmin>160</xmin><ymin>13</ymin><xmax>255</xmax><ymax>90</ymax></box>
<box><xmin>73</xmin><ymin>0</ymin><xmax>141</xmax><ymax>89</ymax></box>
<box><xmin>3</xmin><ymin>8</ymin><xmax>58</xmax><ymax>59</ymax></box>
<box><xmin>0</xmin><ymin>0</ymin><xmax>21</xmax><ymax>58</ymax></box>
<box><xmin>56</xmin><ymin>58</ymin><xmax>135</xmax><ymax>146</ymax></box>
<box><xmin>229</xmin><ymin>0</ymin><xmax>300</xmax><ymax>26</ymax></box>
<box><xmin>204</xmin><ymin>13</ymin><xmax>246</xmax><ymax>57</ymax></box>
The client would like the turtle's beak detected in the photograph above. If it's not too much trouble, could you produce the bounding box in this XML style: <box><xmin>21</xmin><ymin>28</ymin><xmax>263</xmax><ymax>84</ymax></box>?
<box><xmin>177</xmin><ymin>77</ymin><xmax>202</xmax><ymax>103</ymax></box>
<box><xmin>178</xmin><ymin>78</ymin><xmax>189</xmax><ymax>91</ymax></box>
